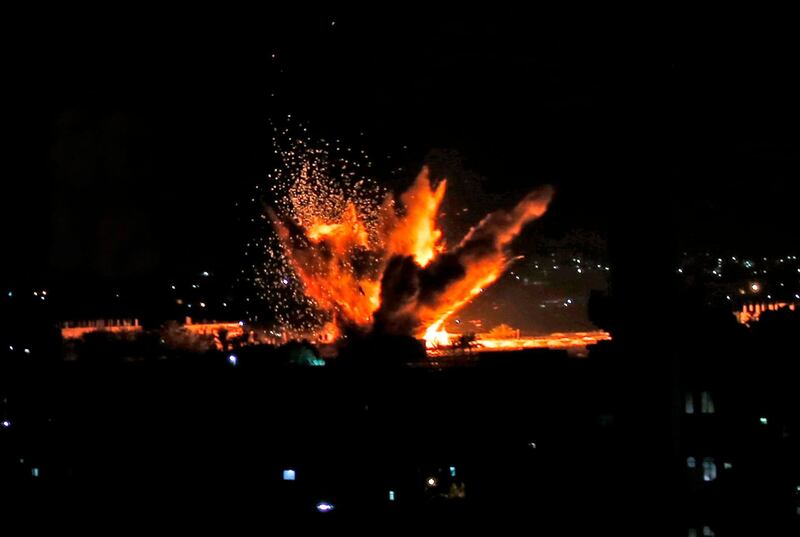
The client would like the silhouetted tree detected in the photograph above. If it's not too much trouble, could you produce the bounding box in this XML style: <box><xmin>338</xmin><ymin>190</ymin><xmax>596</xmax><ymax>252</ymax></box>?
<box><xmin>456</xmin><ymin>332</ymin><xmax>477</xmax><ymax>354</ymax></box>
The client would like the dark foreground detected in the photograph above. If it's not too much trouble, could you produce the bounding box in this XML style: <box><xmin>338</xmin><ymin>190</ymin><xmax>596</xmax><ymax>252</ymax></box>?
<box><xmin>1</xmin><ymin>345</ymin><xmax>798</xmax><ymax>534</ymax></box>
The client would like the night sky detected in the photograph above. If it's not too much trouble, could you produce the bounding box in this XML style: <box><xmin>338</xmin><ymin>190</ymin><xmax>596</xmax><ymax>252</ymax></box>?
<box><xmin>3</xmin><ymin>13</ymin><xmax>798</xmax><ymax>289</ymax></box>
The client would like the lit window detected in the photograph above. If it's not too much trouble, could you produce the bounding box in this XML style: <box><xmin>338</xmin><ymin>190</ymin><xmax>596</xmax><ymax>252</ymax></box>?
<box><xmin>700</xmin><ymin>391</ymin><xmax>715</xmax><ymax>414</ymax></box>
<box><xmin>688</xmin><ymin>529</ymin><xmax>698</xmax><ymax>537</ymax></box>
<box><xmin>685</xmin><ymin>393</ymin><xmax>695</xmax><ymax>414</ymax></box>
<box><xmin>687</xmin><ymin>456</ymin><xmax>696</xmax><ymax>469</ymax></box>
<box><xmin>702</xmin><ymin>526</ymin><xmax>714</xmax><ymax>536</ymax></box>
<box><xmin>449</xmin><ymin>466</ymin><xmax>456</xmax><ymax>477</ymax></box>
<box><xmin>32</xmin><ymin>468</ymin><xmax>40</xmax><ymax>478</ymax></box>
<box><xmin>702</xmin><ymin>458</ymin><xmax>717</xmax><ymax>482</ymax></box>
<box><xmin>283</xmin><ymin>469</ymin><xmax>296</xmax><ymax>481</ymax></box>
<box><xmin>388</xmin><ymin>490</ymin><xmax>395</xmax><ymax>501</ymax></box>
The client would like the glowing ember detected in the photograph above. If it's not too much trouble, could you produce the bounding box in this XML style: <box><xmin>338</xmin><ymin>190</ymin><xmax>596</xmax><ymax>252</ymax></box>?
<box><xmin>262</xmin><ymin>131</ymin><xmax>553</xmax><ymax>348</ymax></box>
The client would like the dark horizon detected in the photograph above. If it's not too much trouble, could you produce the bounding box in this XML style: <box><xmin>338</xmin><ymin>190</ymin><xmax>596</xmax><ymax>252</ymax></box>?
<box><xmin>3</xmin><ymin>14</ymin><xmax>799</xmax><ymax>288</ymax></box>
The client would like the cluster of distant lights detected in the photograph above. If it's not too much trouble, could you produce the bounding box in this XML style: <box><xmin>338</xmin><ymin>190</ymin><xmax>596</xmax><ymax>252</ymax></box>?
<box><xmin>675</xmin><ymin>254</ymin><xmax>800</xmax><ymax>302</ymax></box>
<box><xmin>281</xmin><ymin>463</ymin><xmax>463</xmax><ymax>512</ymax></box>
<box><xmin>528</xmin><ymin>254</ymin><xmax>611</xmax><ymax>276</ymax></box>
<box><xmin>677</xmin><ymin>254</ymin><xmax>800</xmax><ymax>278</ymax></box>
<box><xmin>504</xmin><ymin>256</ymin><xmax>609</xmax><ymax>309</ymax></box>
<box><xmin>167</xmin><ymin>270</ymin><xmax>239</xmax><ymax>313</ymax></box>
<box><xmin>5</xmin><ymin>289</ymin><xmax>48</xmax><ymax>301</ymax></box>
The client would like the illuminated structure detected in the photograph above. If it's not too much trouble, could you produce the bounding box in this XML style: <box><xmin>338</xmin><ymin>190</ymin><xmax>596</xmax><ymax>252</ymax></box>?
<box><xmin>735</xmin><ymin>301</ymin><xmax>797</xmax><ymax>325</ymax></box>
<box><xmin>61</xmin><ymin>317</ymin><xmax>244</xmax><ymax>347</ymax></box>
<box><xmin>61</xmin><ymin>319</ymin><xmax>142</xmax><ymax>340</ymax></box>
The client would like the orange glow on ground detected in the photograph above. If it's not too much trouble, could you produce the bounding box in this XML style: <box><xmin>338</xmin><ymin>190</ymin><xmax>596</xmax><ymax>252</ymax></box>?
<box><xmin>426</xmin><ymin>330</ymin><xmax>612</xmax><ymax>356</ymax></box>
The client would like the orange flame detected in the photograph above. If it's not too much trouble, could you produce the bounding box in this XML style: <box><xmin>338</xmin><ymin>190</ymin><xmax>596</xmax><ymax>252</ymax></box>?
<box><xmin>384</xmin><ymin>171</ymin><xmax>446</xmax><ymax>267</ymax></box>
<box><xmin>413</xmin><ymin>187</ymin><xmax>553</xmax><ymax>343</ymax></box>
<box><xmin>271</xmin><ymin>166</ymin><xmax>553</xmax><ymax>348</ymax></box>
<box><xmin>423</xmin><ymin>321</ymin><xmax>451</xmax><ymax>348</ymax></box>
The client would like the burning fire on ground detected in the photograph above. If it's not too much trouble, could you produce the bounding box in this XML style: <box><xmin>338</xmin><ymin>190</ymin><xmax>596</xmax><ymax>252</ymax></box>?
<box><xmin>426</xmin><ymin>330</ymin><xmax>612</xmax><ymax>357</ymax></box>
<box><xmin>264</xmin><ymin>134</ymin><xmax>554</xmax><ymax>350</ymax></box>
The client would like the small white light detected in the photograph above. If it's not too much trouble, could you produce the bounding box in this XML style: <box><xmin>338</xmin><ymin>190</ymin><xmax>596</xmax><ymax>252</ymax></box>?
<box><xmin>528</xmin><ymin>442</ymin><xmax>537</xmax><ymax>449</ymax></box>
<box><xmin>199</xmin><ymin>302</ymin><xmax>206</xmax><ymax>308</ymax></box>
<box><xmin>24</xmin><ymin>349</ymin><xmax>30</xmax><ymax>354</ymax></box>
<box><xmin>8</xmin><ymin>346</ymin><xmax>13</xmax><ymax>351</ymax></box>
<box><xmin>759</xmin><ymin>417</ymin><xmax>768</xmax><ymax>425</ymax></box>
<box><xmin>283</xmin><ymin>469</ymin><xmax>296</xmax><ymax>481</ymax></box>
<box><xmin>228</xmin><ymin>354</ymin><xmax>238</xmax><ymax>366</ymax></box>
<box><xmin>316</xmin><ymin>502</ymin><xmax>334</xmax><ymax>513</ymax></box>
<box><xmin>426</xmin><ymin>477</ymin><xmax>437</xmax><ymax>487</ymax></box>
<box><xmin>202</xmin><ymin>271</ymin><xmax>209</xmax><ymax>277</ymax></box>
<box><xmin>388</xmin><ymin>490</ymin><xmax>395</xmax><ymax>501</ymax></box>
<box><xmin>1</xmin><ymin>420</ymin><xmax>10</xmax><ymax>428</ymax></box>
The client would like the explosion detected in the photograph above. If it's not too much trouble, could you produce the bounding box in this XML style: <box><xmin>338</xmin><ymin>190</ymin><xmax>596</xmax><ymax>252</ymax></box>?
<box><xmin>264</xmin><ymin>136</ymin><xmax>553</xmax><ymax>347</ymax></box>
